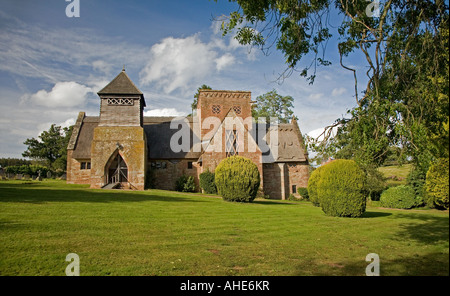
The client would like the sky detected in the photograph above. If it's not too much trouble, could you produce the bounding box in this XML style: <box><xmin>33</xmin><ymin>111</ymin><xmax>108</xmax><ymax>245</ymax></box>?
<box><xmin>0</xmin><ymin>0</ymin><xmax>368</xmax><ymax>159</ymax></box>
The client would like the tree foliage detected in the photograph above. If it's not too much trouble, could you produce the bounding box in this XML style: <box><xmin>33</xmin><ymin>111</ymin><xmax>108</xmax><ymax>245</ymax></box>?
<box><xmin>252</xmin><ymin>89</ymin><xmax>296</xmax><ymax>123</ymax></box>
<box><xmin>218</xmin><ymin>0</ymin><xmax>449</xmax><ymax>174</ymax></box>
<box><xmin>0</xmin><ymin>158</ymin><xmax>31</xmax><ymax>168</ymax></box>
<box><xmin>192</xmin><ymin>84</ymin><xmax>212</xmax><ymax>111</ymax></box>
<box><xmin>425</xmin><ymin>158</ymin><xmax>449</xmax><ymax>209</ymax></box>
<box><xmin>22</xmin><ymin>124</ymin><xmax>73</xmax><ymax>171</ymax></box>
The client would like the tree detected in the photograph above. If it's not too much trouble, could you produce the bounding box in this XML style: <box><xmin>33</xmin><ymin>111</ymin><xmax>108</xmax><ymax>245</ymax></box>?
<box><xmin>22</xmin><ymin>124</ymin><xmax>73</xmax><ymax>171</ymax></box>
<box><xmin>192</xmin><ymin>84</ymin><xmax>212</xmax><ymax>111</ymax></box>
<box><xmin>252</xmin><ymin>89</ymin><xmax>296</xmax><ymax>123</ymax></box>
<box><xmin>218</xmin><ymin>0</ymin><xmax>449</xmax><ymax>172</ymax></box>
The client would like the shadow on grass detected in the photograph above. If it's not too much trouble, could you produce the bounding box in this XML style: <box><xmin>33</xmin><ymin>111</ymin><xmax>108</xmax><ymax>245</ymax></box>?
<box><xmin>298</xmin><ymin>251</ymin><xmax>449</xmax><ymax>276</ymax></box>
<box><xmin>0</xmin><ymin>182</ymin><xmax>206</xmax><ymax>204</ymax></box>
<box><xmin>361</xmin><ymin>211</ymin><xmax>392</xmax><ymax>218</ymax></box>
<box><xmin>394</xmin><ymin>213</ymin><xmax>449</xmax><ymax>246</ymax></box>
<box><xmin>250</xmin><ymin>200</ymin><xmax>297</xmax><ymax>206</ymax></box>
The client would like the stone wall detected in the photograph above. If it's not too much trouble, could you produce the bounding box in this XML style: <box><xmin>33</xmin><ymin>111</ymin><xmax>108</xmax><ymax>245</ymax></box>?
<box><xmin>263</xmin><ymin>162</ymin><xmax>309</xmax><ymax>200</ymax></box>
<box><xmin>90</xmin><ymin>126</ymin><xmax>146</xmax><ymax>190</ymax></box>
<box><xmin>150</xmin><ymin>159</ymin><xmax>201</xmax><ymax>191</ymax></box>
<box><xmin>200</xmin><ymin>114</ymin><xmax>264</xmax><ymax>189</ymax></box>
<box><xmin>66</xmin><ymin>150</ymin><xmax>91</xmax><ymax>184</ymax></box>
<box><xmin>286</xmin><ymin>162</ymin><xmax>310</xmax><ymax>195</ymax></box>
<box><xmin>197</xmin><ymin>90</ymin><xmax>252</xmax><ymax>140</ymax></box>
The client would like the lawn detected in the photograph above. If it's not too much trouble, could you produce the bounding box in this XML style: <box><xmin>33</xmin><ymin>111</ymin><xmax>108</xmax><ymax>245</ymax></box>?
<box><xmin>378</xmin><ymin>163</ymin><xmax>413</xmax><ymax>186</ymax></box>
<box><xmin>0</xmin><ymin>180</ymin><xmax>448</xmax><ymax>276</ymax></box>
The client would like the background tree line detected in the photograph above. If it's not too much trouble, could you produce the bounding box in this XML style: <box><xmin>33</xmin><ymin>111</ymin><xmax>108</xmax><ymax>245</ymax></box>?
<box><xmin>1</xmin><ymin>125</ymin><xmax>73</xmax><ymax>175</ymax></box>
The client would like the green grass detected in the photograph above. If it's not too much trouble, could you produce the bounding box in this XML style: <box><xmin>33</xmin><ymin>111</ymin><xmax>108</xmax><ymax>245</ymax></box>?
<box><xmin>378</xmin><ymin>164</ymin><xmax>413</xmax><ymax>187</ymax></box>
<box><xmin>0</xmin><ymin>180</ymin><xmax>448</xmax><ymax>276</ymax></box>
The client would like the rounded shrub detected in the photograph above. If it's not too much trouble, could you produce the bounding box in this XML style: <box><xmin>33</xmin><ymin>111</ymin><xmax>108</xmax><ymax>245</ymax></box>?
<box><xmin>318</xmin><ymin>159</ymin><xmax>366</xmax><ymax>217</ymax></box>
<box><xmin>199</xmin><ymin>170</ymin><xmax>217</xmax><ymax>194</ymax></box>
<box><xmin>215</xmin><ymin>156</ymin><xmax>260</xmax><ymax>202</ymax></box>
<box><xmin>307</xmin><ymin>166</ymin><xmax>325</xmax><ymax>207</ymax></box>
<box><xmin>380</xmin><ymin>185</ymin><xmax>419</xmax><ymax>209</ymax></box>
<box><xmin>425</xmin><ymin>158</ymin><xmax>449</xmax><ymax>210</ymax></box>
<box><xmin>297</xmin><ymin>187</ymin><xmax>309</xmax><ymax>200</ymax></box>
<box><xmin>175</xmin><ymin>175</ymin><xmax>196</xmax><ymax>193</ymax></box>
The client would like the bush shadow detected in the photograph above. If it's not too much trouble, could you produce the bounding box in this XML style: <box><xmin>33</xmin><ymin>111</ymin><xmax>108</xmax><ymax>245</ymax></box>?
<box><xmin>360</xmin><ymin>211</ymin><xmax>392</xmax><ymax>218</ymax></box>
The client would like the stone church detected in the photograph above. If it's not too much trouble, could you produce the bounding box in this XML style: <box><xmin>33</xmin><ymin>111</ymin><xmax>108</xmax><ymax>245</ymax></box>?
<box><xmin>67</xmin><ymin>70</ymin><xmax>310</xmax><ymax>199</ymax></box>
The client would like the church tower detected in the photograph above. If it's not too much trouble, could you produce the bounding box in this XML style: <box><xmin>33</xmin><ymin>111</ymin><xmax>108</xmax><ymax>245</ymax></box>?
<box><xmin>90</xmin><ymin>69</ymin><xmax>147</xmax><ymax>190</ymax></box>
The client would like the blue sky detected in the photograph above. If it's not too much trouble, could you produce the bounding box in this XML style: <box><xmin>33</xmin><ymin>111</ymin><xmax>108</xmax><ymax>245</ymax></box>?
<box><xmin>0</xmin><ymin>0</ymin><xmax>367</xmax><ymax>158</ymax></box>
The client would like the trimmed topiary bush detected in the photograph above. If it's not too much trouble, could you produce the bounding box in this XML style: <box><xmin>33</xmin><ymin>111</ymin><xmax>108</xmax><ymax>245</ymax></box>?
<box><xmin>380</xmin><ymin>185</ymin><xmax>420</xmax><ymax>209</ymax></box>
<box><xmin>199</xmin><ymin>170</ymin><xmax>217</xmax><ymax>194</ymax></box>
<box><xmin>425</xmin><ymin>158</ymin><xmax>449</xmax><ymax>210</ymax></box>
<box><xmin>215</xmin><ymin>156</ymin><xmax>260</xmax><ymax>202</ymax></box>
<box><xmin>307</xmin><ymin>166</ymin><xmax>325</xmax><ymax>207</ymax></box>
<box><xmin>318</xmin><ymin>159</ymin><xmax>366</xmax><ymax>217</ymax></box>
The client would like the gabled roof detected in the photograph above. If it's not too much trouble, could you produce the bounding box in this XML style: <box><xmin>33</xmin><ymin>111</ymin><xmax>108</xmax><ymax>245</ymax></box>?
<box><xmin>271</xmin><ymin>122</ymin><xmax>308</xmax><ymax>162</ymax></box>
<box><xmin>97</xmin><ymin>70</ymin><xmax>143</xmax><ymax>96</ymax></box>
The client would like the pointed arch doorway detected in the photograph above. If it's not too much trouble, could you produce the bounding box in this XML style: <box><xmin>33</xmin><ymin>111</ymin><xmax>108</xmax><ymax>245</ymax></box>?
<box><xmin>105</xmin><ymin>153</ymin><xmax>128</xmax><ymax>185</ymax></box>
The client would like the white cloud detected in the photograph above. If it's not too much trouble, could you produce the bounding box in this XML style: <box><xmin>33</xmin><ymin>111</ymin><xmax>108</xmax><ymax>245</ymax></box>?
<box><xmin>308</xmin><ymin>93</ymin><xmax>324</xmax><ymax>101</ymax></box>
<box><xmin>215</xmin><ymin>53</ymin><xmax>236</xmax><ymax>71</ymax></box>
<box><xmin>92</xmin><ymin>60</ymin><xmax>113</xmax><ymax>75</ymax></box>
<box><xmin>139</xmin><ymin>31</ymin><xmax>246</xmax><ymax>94</ymax></box>
<box><xmin>26</xmin><ymin>82</ymin><xmax>92</xmax><ymax>108</ymax></box>
<box><xmin>331</xmin><ymin>87</ymin><xmax>347</xmax><ymax>96</ymax></box>
<box><xmin>60</xmin><ymin>118</ymin><xmax>76</xmax><ymax>129</ymax></box>
<box><xmin>144</xmin><ymin>108</ymin><xmax>187</xmax><ymax>117</ymax></box>
<box><xmin>306</xmin><ymin>126</ymin><xmax>339</xmax><ymax>141</ymax></box>
<box><xmin>140</xmin><ymin>35</ymin><xmax>220</xmax><ymax>94</ymax></box>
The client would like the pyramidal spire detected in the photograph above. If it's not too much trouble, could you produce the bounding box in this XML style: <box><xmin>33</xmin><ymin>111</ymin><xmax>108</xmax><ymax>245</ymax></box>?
<box><xmin>97</xmin><ymin>69</ymin><xmax>143</xmax><ymax>96</ymax></box>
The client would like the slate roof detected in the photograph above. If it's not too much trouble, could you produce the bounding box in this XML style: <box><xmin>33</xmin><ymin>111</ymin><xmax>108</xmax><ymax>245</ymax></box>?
<box><xmin>71</xmin><ymin>116</ymin><xmax>99</xmax><ymax>159</ymax></box>
<box><xmin>270</xmin><ymin>122</ymin><xmax>308</xmax><ymax>162</ymax></box>
<box><xmin>69</xmin><ymin>114</ymin><xmax>308</xmax><ymax>163</ymax></box>
<box><xmin>97</xmin><ymin>70</ymin><xmax>143</xmax><ymax>96</ymax></box>
<box><xmin>143</xmin><ymin>117</ymin><xmax>202</xmax><ymax>160</ymax></box>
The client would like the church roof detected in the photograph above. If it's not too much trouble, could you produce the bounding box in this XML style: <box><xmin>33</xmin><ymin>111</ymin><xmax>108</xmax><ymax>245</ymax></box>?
<box><xmin>97</xmin><ymin>70</ymin><xmax>143</xmax><ymax>96</ymax></box>
<box><xmin>69</xmin><ymin>115</ymin><xmax>308</xmax><ymax>163</ymax></box>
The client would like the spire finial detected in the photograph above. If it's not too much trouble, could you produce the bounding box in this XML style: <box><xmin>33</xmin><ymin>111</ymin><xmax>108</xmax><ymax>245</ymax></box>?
<box><xmin>122</xmin><ymin>64</ymin><xmax>126</xmax><ymax>72</ymax></box>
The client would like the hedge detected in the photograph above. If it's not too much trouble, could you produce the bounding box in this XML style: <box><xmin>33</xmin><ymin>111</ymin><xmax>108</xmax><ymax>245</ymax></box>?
<box><xmin>5</xmin><ymin>165</ymin><xmax>50</xmax><ymax>177</ymax></box>
<box><xmin>318</xmin><ymin>159</ymin><xmax>366</xmax><ymax>217</ymax></box>
<box><xmin>215</xmin><ymin>156</ymin><xmax>260</xmax><ymax>202</ymax></box>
